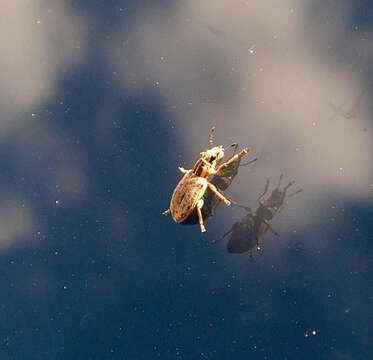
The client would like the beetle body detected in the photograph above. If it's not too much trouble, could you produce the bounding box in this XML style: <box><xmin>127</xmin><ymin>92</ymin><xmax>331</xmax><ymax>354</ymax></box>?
<box><xmin>182</xmin><ymin>144</ymin><xmax>256</xmax><ymax>225</ymax></box>
<box><xmin>169</xmin><ymin>170</ymin><xmax>208</xmax><ymax>222</ymax></box>
<box><xmin>163</xmin><ymin>129</ymin><xmax>248</xmax><ymax>232</ymax></box>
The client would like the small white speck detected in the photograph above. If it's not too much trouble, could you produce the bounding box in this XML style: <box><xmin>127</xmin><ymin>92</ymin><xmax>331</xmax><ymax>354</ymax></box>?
<box><xmin>312</xmin><ymin>330</ymin><xmax>316</xmax><ymax>335</ymax></box>
<box><xmin>248</xmin><ymin>45</ymin><xmax>256</xmax><ymax>54</ymax></box>
<box><xmin>295</xmin><ymin>147</ymin><xmax>299</xmax><ymax>152</ymax></box>
<box><xmin>63</xmin><ymin>285</ymin><xmax>67</xmax><ymax>290</ymax></box>
<box><xmin>55</xmin><ymin>200</ymin><xmax>59</xmax><ymax>204</ymax></box>
<box><xmin>31</xmin><ymin>113</ymin><xmax>36</xmax><ymax>117</ymax></box>
<box><xmin>155</xmin><ymin>81</ymin><xmax>160</xmax><ymax>87</ymax></box>
<box><xmin>36</xmin><ymin>20</ymin><xmax>41</xmax><ymax>24</ymax></box>
<box><xmin>312</xmin><ymin>122</ymin><xmax>316</xmax><ymax>126</ymax></box>
<box><xmin>339</xmin><ymin>167</ymin><xmax>343</xmax><ymax>171</ymax></box>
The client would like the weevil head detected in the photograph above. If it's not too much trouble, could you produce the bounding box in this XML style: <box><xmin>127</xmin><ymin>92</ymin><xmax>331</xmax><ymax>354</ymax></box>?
<box><xmin>200</xmin><ymin>146</ymin><xmax>225</xmax><ymax>166</ymax></box>
<box><xmin>269</xmin><ymin>188</ymin><xmax>283</xmax><ymax>206</ymax></box>
<box><xmin>193</xmin><ymin>145</ymin><xmax>225</xmax><ymax>177</ymax></box>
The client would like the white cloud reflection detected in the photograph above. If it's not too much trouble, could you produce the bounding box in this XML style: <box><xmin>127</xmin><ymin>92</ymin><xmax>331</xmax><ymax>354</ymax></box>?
<box><xmin>0</xmin><ymin>198</ymin><xmax>37</xmax><ymax>249</ymax></box>
<box><xmin>0</xmin><ymin>0</ymin><xmax>86</xmax><ymax>135</ymax></box>
<box><xmin>0</xmin><ymin>1</ymin><xmax>87</xmax><ymax>249</ymax></box>
<box><xmin>110</xmin><ymin>0</ymin><xmax>373</xmax><ymax>232</ymax></box>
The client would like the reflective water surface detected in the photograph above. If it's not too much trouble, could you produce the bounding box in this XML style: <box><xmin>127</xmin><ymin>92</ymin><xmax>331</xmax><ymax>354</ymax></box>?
<box><xmin>0</xmin><ymin>1</ymin><xmax>372</xmax><ymax>359</ymax></box>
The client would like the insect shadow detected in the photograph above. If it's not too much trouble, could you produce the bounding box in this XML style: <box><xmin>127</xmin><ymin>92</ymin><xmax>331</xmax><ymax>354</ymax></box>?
<box><xmin>215</xmin><ymin>175</ymin><xmax>302</xmax><ymax>257</ymax></box>
<box><xmin>163</xmin><ymin>127</ymin><xmax>249</xmax><ymax>232</ymax></box>
<box><xmin>181</xmin><ymin>143</ymin><xmax>257</xmax><ymax>226</ymax></box>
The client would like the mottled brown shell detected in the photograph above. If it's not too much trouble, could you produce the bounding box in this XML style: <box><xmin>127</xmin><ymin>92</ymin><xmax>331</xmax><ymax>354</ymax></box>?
<box><xmin>170</xmin><ymin>170</ymin><xmax>208</xmax><ymax>222</ymax></box>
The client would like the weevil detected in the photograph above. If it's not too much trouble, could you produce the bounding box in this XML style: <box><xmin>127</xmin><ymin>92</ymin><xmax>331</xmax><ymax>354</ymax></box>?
<box><xmin>219</xmin><ymin>175</ymin><xmax>302</xmax><ymax>255</ymax></box>
<box><xmin>182</xmin><ymin>143</ymin><xmax>257</xmax><ymax>225</ymax></box>
<box><xmin>163</xmin><ymin>128</ymin><xmax>248</xmax><ymax>232</ymax></box>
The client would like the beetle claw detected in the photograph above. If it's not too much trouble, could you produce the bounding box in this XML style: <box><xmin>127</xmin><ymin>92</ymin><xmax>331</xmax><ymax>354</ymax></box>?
<box><xmin>162</xmin><ymin>209</ymin><xmax>170</xmax><ymax>216</ymax></box>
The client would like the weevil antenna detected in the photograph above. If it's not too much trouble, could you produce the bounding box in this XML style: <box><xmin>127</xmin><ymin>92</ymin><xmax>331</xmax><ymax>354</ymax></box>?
<box><xmin>240</xmin><ymin>157</ymin><xmax>258</xmax><ymax>166</ymax></box>
<box><xmin>223</xmin><ymin>143</ymin><xmax>238</xmax><ymax>153</ymax></box>
<box><xmin>212</xmin><ymin>227</ymin><xmax>233</xmax><ymax>244</ymax></box>
<box><xmin>209</xmin><ymin>126</ymin><xmax>216</xmax><ymax>147</ymax></box>
<box><xmin>288</xmin><ymin>189</ymin><xmax>302</xmax><ymax>197</ymax></box>
<box><xmin>277</xmin><ymin>174</ymin><xmax>283</xmax><ymax>188</ymax></box>
<box><xmin>277</xmin><ymin>188</ymin><xmax>302</xmax><ymax>215</ymax></box>
<box><xmin>258</xmin><ymin>178</ymin><xmax>270</xmax><ymax>202</ymax></box>
<box><xmin>230</xmin><ymin>200</ymin><xmax>252</xmax><ymax>213</ymax></box>
<box><xmin>283</xmin><ymin>181</ymin><xmax>295</xmax><ymax>192</ymax></box>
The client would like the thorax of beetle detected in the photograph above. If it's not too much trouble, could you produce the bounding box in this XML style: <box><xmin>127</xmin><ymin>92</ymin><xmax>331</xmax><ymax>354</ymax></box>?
<box><xmin>192</xmin><ymin>158</ymin><xmax>215</xmax><ymax>178</ymax></box>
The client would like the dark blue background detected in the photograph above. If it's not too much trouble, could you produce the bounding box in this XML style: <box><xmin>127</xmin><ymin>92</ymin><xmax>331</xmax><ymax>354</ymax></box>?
<box><xmin>0</xmin><ymin>1</ymin><xmax>372</xmax><ymax>359</ymax></box>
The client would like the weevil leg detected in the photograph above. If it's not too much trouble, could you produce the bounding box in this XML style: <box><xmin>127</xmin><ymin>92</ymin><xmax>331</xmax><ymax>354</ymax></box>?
<box><xmin>277</xmin><ymin>188</ymin><xmax>302</xmax><ymax>216</ymax></box>
<box><xmin>249</xmin><ymin>251</ymin><xmax>256</xmax><ymax>261</ymax></box>
<box><xmin>240</xmin><ymin>157</ymin><xmax>258</xmax><ymax>166</ymax></box>
<box><xmin>260</xmin><ymin>218</ymin><xmax>280</xmax><ymax>237</ymax></box>
<box><xmin>277</xmin><ymin>174</ymin><xmax>283</xmax><ymax>188</ymax></box>
<box><xmin>178</xmin><ymin>167</ymin><xmax>190</xmax><ymax>174</ymax></box>
<box><xmin>162</xmin><ymin>209</ymin><xmax>171</xmax><ymax>216</ymax></box>
<box><xmin>222</xmin><ymin>227</ymin><xmax>234</xmax><ymax>239</ymax></box>
<box><xmin>216</xmin><ymin>148</ymin><xmax>248</xmax><ymax>175</ymax></box>
<box><xmin>230</xmin><ymin>200</ymin><xmax>252</xmax><ymax>213</ymax></box>
<box><xmin>258</xmin><ymin>178</ymin><xmax>270</xmax><ymax>205</ymax></box>
<box><xmin>207</xmin><ymin>182</ymin><xmax>231</xmax><ymax>206</ymax></box>
<box><xmin>212</xmin><ymin>224</ymin><xmax>235</xmax><ymax>244</ymax></box>
<box><xmin>231</xmin><ymin>143</ymin><xmax>238</xmax><ymax>155</ymax></box>
<box><xmin>288</xmin><ymin>189</ymin><xmax>302</xmax><ymax>197</ymax></box>
<box><xmin>220</xmin><ymin>143</ymin><xmax>237</xmax><ymax>165</ymax></box>
<box><xmin>196</xmin><ymin>199</ymin><xmax>206</xmax><ymax>232</ymax></box>
<box><xmin>279</xmin><ymin>181</ymin><xmax>296</xmax><ymax>204</ymax></box>
<box><xmin>283</xmin><ymin>180</ymin><xmax>295</xmax><ymax>192</ymax></box>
